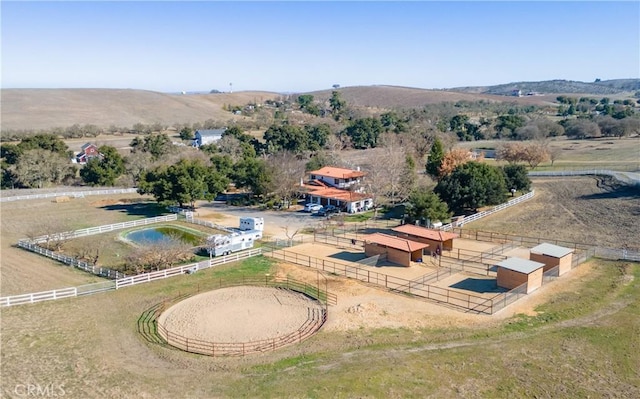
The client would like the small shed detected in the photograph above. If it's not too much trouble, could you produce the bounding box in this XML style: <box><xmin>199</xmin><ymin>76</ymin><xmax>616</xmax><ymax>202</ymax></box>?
<box><xmin>363</xmin><ymin>233</ymin><xmax>429</xmax><ymax>267</ymax></box>
<box><xmin>391</xmin><ymin>224</ymin><xmax>458</xmax><ymax>253</ymax></box>
<box><xmin>530</xmin><ymin>243</ymin><xmax>574</xmax><ymax>276</ymax></box>
<box><xmin>496</xmin><ymin>257</ymin><xmax>545</xmax><ymax>294</ymax></box>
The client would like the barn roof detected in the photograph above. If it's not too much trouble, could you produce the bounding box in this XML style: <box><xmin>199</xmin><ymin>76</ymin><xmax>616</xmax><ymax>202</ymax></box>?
<box><xmin>497</xmin><ymin>257</ymin><xmax>545</xmax><ymax>274</ymax></box>
<box><xmin>307</xmin><ymin>187</ymin><xmax>370</xmax><ymax>202</ymax></box>
<box><xmin>364</xmin><ymin>233</ymin><xmax>429</xmax><ymax>253</ymax></box>
<box><xmin>195</xmin><ymin>129</ymin><xmax>226</xmax><ymax>137</ymax></box>
<box><xmin>392</xmin><ymin>224</ymin><xmax>458</xmax><ymax>241</ymax></box>
<box><xmin>530</xmin><ymin>243</ymin><xmax>574</xmax><ymax>258</ymax></box>
<box><xmin>309</xmin><ymin>166</ymin><xmax>365</xmax><ymax>179</ymax></box>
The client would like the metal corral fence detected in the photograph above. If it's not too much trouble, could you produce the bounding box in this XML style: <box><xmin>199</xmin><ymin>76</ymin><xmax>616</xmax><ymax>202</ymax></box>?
<box><xmin>0</xmin><ymin>188</ymin><xmax>138</xmax><ymax>202</ymax></box>
<box><xmin>453</xmin><ymin>228</ymin><xmax>637</xmax><ymax>262</ymax></box>
<box><xmin>264</xmin><ymin>248</ymin><xmax>497</xmax><ymax>314</ymax></box>
<box><xmin>143</xmin><ymin>276</ymin><xmax>335</xmax><ymax>356</ymax></box>
<box><xmin>529</xmin><ymin>169</ymin><xmax>640</xmax><ymax>186</ymax></box>
<box><xmin>0</xmin><ymin>248</ymin><xmax>264</xmax><ymax>307</ymax></box>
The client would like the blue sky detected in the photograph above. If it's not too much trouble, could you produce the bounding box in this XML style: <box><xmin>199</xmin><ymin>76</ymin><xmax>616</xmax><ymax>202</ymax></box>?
<box><xmin>2</xmin><ymin>1</ymin><xmax>639</xmax><ymax>93</ymax></box>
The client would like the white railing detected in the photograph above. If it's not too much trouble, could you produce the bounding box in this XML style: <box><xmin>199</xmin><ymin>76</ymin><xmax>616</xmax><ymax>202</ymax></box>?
<box><xmin>0</xmin><ymin>188</ymin><xmax>138</xmax><ymax>202</ymax></box>
<box><xmin>0</xmin><ymin>248</ymin><xmax>264</xmax><ymax>307</ymax></box>
<box><xmin>529</xmin><ymin>170</ymin><xmax>640</xmax><ymax>186</ymax></box>
<box><xmin>440</xmin><ymin>190</ymin><xmax>535</xmax><ymax>231</ymax></box>
<box><xmin>184</xmin><ymin>213</ymin><xmax>234</xmax><ymax>233</ymax></box>
<box><xmin>0</xmin><ymin>287</ymin><xmax>77</xmax><ymax>307</ymax></box>
<box><xmin>17</xmin><ymin>241</ymin><xmax>126</xmax><ymax>279</ymax></box>
<box><xmin>24</xmin><ymin>214</ymin><xmax>178</xmax><ymax>244</ymax></box>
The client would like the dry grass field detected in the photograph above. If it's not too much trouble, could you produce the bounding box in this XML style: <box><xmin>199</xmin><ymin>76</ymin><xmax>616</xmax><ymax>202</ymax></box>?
<box><xmin>1</xmin><ymin>86</ymin><xmax>565</xmax><ymax>132</ymax></box>
<box><xmin>1</xmin><ymin>174</ymin><xmax>639</xmax><ymax>398</ymax></box>
<box><xmin>1</xmin><ymin>89</ymin><xmax>280</xmax><ymax>131</ymax></box>
<box><xmin>471</xmin><ymin>176</ymin><xmax>640</xmax><ymax>251</ymax></box>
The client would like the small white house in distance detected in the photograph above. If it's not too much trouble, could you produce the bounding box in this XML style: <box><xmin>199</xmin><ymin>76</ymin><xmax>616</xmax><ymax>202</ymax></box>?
<box><xmin>193</xmin><ymin>129</ymin><xmax>226</xmax><ymax>147</ymax></box>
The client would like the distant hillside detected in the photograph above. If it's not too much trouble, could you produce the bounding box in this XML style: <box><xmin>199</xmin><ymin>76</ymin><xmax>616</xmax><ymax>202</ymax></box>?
<box><xmin>3</xmin><ymin>80</ymin><xmax>637</xmax><ymax>132</ymax></box>
<box><xmin>305</xmin><ymin>85</ymin><xmax>557</xmax><ymax>109</ymax></box>
<box><xmin>451</xmin><ymin>79</ymin><xmax>640</xmax><ymax>96</ymax></box>
<box><xmin>0</xmin><ymin>89</ymin><xmax>280</xmax><ymax>131</ymax></box>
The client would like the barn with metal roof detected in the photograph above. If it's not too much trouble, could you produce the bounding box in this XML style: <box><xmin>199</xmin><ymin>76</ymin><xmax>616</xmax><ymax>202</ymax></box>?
<box><xmin>530</xmin><ymin>243</ymin><xmax>574</xmax><ymax>276</ymax></box>
<box><xmin>496</xmin><ymin>257</ymin><xmax>545</xmax><ymax>293</ymax></box>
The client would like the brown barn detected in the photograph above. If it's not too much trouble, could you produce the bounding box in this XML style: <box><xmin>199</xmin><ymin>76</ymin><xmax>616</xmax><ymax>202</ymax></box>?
<box><xmin>529</xmin><ymin>243</ymin><xmax>574</xmax><ymax>276</ymax></box>
<box><xmin>391</xmin><ymin>224</ymin><xmax>458</xmax><ymax>253</ymax></box>
<box><xmin>363</xmin><ymin>233</ymin><xmax>429</xmax><ymax>267</ymax></box>
<box><xmin>496</xmin><ymin>257</ymin><xmax>545</xmax><ymax>294</ymax></box>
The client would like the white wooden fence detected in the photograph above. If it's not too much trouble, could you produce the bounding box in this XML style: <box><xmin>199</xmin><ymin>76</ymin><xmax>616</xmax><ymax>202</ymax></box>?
<box><xmin>17</xmin><ymin>241</ymin><xmax>126</xmax><ymax>279</ymax></box>
<box><xmin>529</xmin><ymin>170</ymin><xmax>640</xmax><ymax>186</ymax></box>
<box><xmin>24</xmin><ymin>214</ymin><xmax>178</xmax><ymax>245</ymax></box>
<box><xmin>0</xmin><ymin>188</ymin><xmax>138</xmax><ymax>202</ymax></box>
<box><xmin>440</xmin><ymin>190</ymin><xmax>535</xmax><ymax>231</ymax></box>
<box><xmin>0</xmin><ymin>248</ymin><xmax>264</xmax><ymax>307</ymax></box>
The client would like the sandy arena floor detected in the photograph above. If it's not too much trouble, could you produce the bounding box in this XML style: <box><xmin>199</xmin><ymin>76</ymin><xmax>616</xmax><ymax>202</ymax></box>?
<box><xmin>157</xmin><ymin>286</ymin><xmax>324</xmax><ymax>343</ymax></box>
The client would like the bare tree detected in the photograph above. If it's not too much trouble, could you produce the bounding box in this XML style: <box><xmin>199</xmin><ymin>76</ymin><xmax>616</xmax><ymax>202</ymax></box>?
<box><xmin>265</xmin><ymin>151</ymin><xmax>306</xmax><ymax>208</ymax></box>
<box><xmin>124</xmin><ymin>236</ymin><xmax>193</xmax><ymax>273</ymax></box>
<box><xmin>26</xmin><ymin>216</ymin><xmax>75</xmax><ymax>251</ymax></box>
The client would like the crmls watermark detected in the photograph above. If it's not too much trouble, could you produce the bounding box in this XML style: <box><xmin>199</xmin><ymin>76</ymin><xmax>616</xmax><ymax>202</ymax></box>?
<box><xmin>13</xmin><ymin>383</ymin><xmax>66</xmax><ymax>397</ymax></box>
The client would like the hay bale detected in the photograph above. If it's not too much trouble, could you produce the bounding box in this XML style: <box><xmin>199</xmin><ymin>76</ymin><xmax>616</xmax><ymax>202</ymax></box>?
<box><xmin>54</xmin><ymin>196</ymin><xmax>71</xmax><ymax>203</ymax></box>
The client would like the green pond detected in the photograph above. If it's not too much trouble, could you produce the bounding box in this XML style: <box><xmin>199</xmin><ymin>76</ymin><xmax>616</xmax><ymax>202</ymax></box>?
<box><xmin>125</xmin><ymin>226</ymin><xmax>204</xmax><ymax>246</ymax></box>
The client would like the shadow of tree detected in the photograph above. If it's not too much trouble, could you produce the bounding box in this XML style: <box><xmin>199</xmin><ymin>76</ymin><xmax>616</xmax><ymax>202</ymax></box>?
<box><xmin>100</xmin><ymin>202</ymin><xmax>167</xmax><ymax>217</ymax></box>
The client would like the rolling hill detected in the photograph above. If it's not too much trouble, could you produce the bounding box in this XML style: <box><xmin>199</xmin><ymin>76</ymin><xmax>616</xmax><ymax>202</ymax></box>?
<box><xmin>451</xmin><ymin>78</ymin><xmax>640</xmax><ymax>96</ymax></box>
<box><xmin>2</xmin><ymin>79</ymin><xmax>637</xmax><ymax>131</ymax></box>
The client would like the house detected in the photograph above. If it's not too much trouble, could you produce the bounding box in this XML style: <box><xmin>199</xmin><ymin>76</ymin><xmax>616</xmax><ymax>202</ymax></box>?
<box><xmin>301</xmin><ymin>166</ymin><xmax>372</xmax><ymax>213</ymax></box>
<box><xmin>391</xmin><ymin>224</ymin><xmax>458</xmax><ymax>253</ymax></box>
<box><xmin>305</xmin><ymin>187</ymin><xmax>373</xmax><ymax>214</ymax></box>
<box><xmin>363</xmin><ymin>233</ymin><xmax>429</xmax><ymax>267</ymax></box>
<box><xmin>75</xmin><ymin>143</ymin><xmax>101</xmax><ymax>164</ymax></box>
<box><xmin>496</xmin><ymin>257</ymin><xmax>545</xmax><ymax>294</ymax></box>
<box><xmin>529</xmin><ymin>243</ymin><xmax>574</xmax><ymax>276</ymax></box>
<box><xmin>193</xmin><ymin>129</ymin><xmax>226</xmax><ymax>147</ymax></box>
<box><xmin>308</xmin><ymin>166</ymin><xmax>364</xmax><ymax>189</ymax></box>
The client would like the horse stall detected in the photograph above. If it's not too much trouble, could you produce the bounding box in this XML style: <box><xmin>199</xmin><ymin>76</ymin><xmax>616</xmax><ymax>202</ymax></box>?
<box><xmin>363</xmin><ymin>233</ymin><xmax>429</xmax><ymax>267</ymax></box>
<box><xmin>496</xmin><ymin>257</ymin><xmax>545</xmax><ymax>294</ymax></box>
<box><xmin>529</xmin><ymin>243</ymin><xmax>574</xmax><ymax>276</ymax></box>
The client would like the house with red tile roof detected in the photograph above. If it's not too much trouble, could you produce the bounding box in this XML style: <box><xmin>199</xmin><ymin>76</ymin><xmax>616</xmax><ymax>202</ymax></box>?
<box><xmin>308</xmin><ymin>166</ymin><xmax>365</xmax><ymax>189</ymax></box>
<box><xmin>301</xmin><ymin>166</ymin><xmax>372</xmax><ymax>213</ymax></box>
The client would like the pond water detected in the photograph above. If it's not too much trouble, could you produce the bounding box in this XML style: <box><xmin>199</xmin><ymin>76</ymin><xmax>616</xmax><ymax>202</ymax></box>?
<box><xmin>125</xmin><ymin>226</ymin><xmax>203</xmax><ymax>246</ymax></box>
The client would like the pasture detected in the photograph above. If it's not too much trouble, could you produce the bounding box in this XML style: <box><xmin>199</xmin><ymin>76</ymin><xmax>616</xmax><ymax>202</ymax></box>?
<box><xmin>1</xmin><ymin>176</ymin><xmax>639</xmax><ymax>398</ymax></box>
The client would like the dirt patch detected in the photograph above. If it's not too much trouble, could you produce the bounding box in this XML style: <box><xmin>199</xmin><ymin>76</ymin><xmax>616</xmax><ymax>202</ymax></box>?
<box><xmin>158</xmin><ymin>286</ymin><xmax>323</xmax><ymax>343</ymax></box>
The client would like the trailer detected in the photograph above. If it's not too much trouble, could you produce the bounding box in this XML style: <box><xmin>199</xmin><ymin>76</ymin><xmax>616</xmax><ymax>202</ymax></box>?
<box><xmin>205</xmin><ymin>216</ymin><xmax>264</xmax><ymax>257</ymax></box>
<box><xmin>206</xmin><ymin>232</ymin><xmax>255</xmax><ymax>256</ymax></box>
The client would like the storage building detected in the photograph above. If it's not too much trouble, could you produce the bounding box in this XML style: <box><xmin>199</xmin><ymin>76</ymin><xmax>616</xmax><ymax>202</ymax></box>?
<box><xmin>363</xmin><ymin>233</ymin><xmax>429</xmax><ymax>267</ymax></box>
<box><xmin>529</xmin><ymin>243</ymin><xmax>574</xmax><ymax>276</ymax></box>
<box><xmin>496</xmin><ymin>257</ymin><xmax>545</xmax><ymax>294</ymax></box>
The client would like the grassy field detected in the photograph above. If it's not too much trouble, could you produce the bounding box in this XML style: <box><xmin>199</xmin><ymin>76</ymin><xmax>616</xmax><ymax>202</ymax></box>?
<box><xmin>458</xmin><ymin>136</ymin><xmax>640</xmax><ymax>172</ymax></box>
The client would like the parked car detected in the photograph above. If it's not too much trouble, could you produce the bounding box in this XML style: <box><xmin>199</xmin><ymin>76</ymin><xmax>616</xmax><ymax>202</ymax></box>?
<box><xmin>303</xmin><ymin>203</ymin><xmax>323</xmax><ymax>212</ymax></box>
<box><xmin>317</xmin><ymin>205</ymin><xmax>339</xmax><ymax>216</ymax></box>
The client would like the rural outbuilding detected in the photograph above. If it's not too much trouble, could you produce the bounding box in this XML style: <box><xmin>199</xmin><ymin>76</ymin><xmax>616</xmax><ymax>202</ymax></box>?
<box><xmin>496</xmin><ymin>257</ymin><xmax>545</xmax><ymax>294</ymax></box>
<box><xmin>391</xmin><ymin>224</ymin><xmax>458</xmax><ymax>253</ymax></box>
<box><xmin>363</xmin><ymin>233</ymin><xmax>429</xmax><ymax>267</ymax></box>
<box><xmin>529</xmin><ymin>243</ymin><xmax>574</xmax><ymax>276</ymax></box>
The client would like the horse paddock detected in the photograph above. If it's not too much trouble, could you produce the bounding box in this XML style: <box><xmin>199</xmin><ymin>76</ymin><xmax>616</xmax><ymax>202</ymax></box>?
<box><xmin>156</xmin><ymin>286</ymin><xmax>326</xmax><ymax>356</ymax></box>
